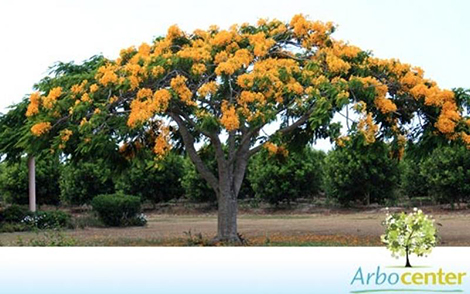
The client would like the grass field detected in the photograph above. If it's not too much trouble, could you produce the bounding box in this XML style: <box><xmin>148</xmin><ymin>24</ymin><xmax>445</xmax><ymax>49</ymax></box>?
<box><xmin>1</xmin><ymin>208</ymin><xmax>470</xmax><ymax>246</ymax></box>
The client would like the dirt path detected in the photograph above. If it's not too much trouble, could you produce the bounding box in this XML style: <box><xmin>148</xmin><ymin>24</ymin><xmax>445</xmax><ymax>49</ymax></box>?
<box><xmin>1</xmin><ymin>212</ymin><xmax>469</xmax><ymax>245</ymax></box>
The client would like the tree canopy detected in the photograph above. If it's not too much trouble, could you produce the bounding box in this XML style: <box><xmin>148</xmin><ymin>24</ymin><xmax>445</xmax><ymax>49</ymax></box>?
<box><xmin>18</xmin><ymin>14</ymin><xmax>470</xmax><ymax>241</ymax></box>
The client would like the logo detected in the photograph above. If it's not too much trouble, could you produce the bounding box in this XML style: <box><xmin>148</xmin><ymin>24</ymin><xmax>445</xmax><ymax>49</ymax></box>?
<box><xmin>349</xmin><ymin>208</ymin><xmax>467</xmax><ymax>293</ymax></box>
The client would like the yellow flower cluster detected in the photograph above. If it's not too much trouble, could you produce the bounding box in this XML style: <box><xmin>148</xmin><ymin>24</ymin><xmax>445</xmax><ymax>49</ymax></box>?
<box><xmin>167</xmin><ymin>25</ymin><xmax>183</xmax><ymax>40</ymax></box>
<box><xmin>96</xmin><ymin>64</ymin><xmax>119</xmax><ymax>86</ymax></box>
<box><xmin>331</xmin><ymin>41</ymin><xmax>361</xmax><ymax>59</ymax></box>
<box><xmin>355</xmin><ymin>76</ymin><xmax>396</xmax><ymax>114</ymax></box>
<box><xmin>128</xmin><ymin>89</ymin><xmax>172</xmax><ymax>127</ymax></box>
<box><xmin>177</xmin><ymin>39</ymin><xmax>212</xmax><ymax>62</ymax></box>
<box><xmin>31</xmin><ymin>122</ymin><xmax>52</xmax><ymax>137</ymax></box>
<box><xmin>220</xmin><ymin>101</ymin><xmax>239</xmax><ymax>131</ymax></box>
<box><xmin>136</xmin><ymin>88</ymin><xmax>153</xmax><ymax>99</ymax></box>
<box><xmin>151</xmin><ymin>66</ymin><xmax>165</xmax><ymax>77</ymax></box>
<box><xmin>71</xmin><ymin>80</ymin><xmax>88</xmax><ymax>95</ymax></box>
<box><xmin>153</xmin><ymin>89</ymin><xmax>172</xmax><ymax>112</ymax></box>
<box><xmin>248</xmin><ymin>32</ymin><xmax>275</xmax><ymax>57</ymax></box>
<box><xmin>358</xmin><ymin>113</ymin><xmax>378</xmax><ymax>144</ymax></box>
<box><xmin>60</xmin><ymin>129</ymin><xmax>73</xmax><ymax>142</ymax></box>
<box><xmin>191</xmin><ymin>63</ymin><xmax>206</xmax><ymax>75</ymax></box>
<box><xmin>435</xmin><ymin>101</ymin><xmax>461</xmax><ymax>134</ymax></box>
<box><xmin>263</xmin><ymin>142</ymin><xmax>289</xmax><ymax>157</ymax></box>
<box><xmin>290</xmin><ymin>14</ymin><xmax>333</xmax><ymax>48</ymax></box>
<box><xmin>170</xmin><ymin>75</ymin><xmax>195</xmax><ymax>106</ymax></box>
<box><xmin>81</xmin><ymin>93</ymin><xmax>91</xmax><ymax>103</ymax></box>
<box><xmin>215</xmin><ymin>49</ymin><xmax>253</xmax><ymax>75</ymax></box>
<box><xmin>42</xmin><ymin>87</ymin><xmax>62</xmax><ymax>109</ymax></box>
<box><xmin>26</xmin><ymin>92</ymin><xmax>41</xmax><ymax>117</ymax></box>
<box><xmin>197</xmin><ymin>82</ymin><xmax>218</xmax><ymax>97</ymax></box>
<box><xmin>336</xmin><ymin>135</ymin><xmax>350</xmax><ymax>147</ymax></box>
<box><xmin>210</xmin><ymin>30</ymin><xmax>234</xmax><ymax>46</ymax></box>
<box><xmin>326</xmin><ymin>53</ymin><xmax>351</xmax><ymax>74</ymax></box>
<box><xmin>89</xmin><ymin>84</ymin><xmax>99</xmax><ymax>93</ymax></box>
<box><xmin>153</xmin><ymin>126</ymin><xmax>171</xmax><ymax>159</ymax></box>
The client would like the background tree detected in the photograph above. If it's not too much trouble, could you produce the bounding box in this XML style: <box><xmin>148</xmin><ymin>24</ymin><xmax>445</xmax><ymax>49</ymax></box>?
<box><xmin>421</xmin><ymin>144</ymin><xmax>470</xmax><ymax>208</ymax></box>
<box><xmin>248</xmin><ymin>146</ymin><xmax>324</xmax><ymax>205</ymax></box>
<box><xmin>381</xmin><ymin>208</ymin><xmax>437</xmax><ymax>267</ymax></box>
<box><xmin>116</xmin><ymin>151</ymin><xmax>185</xmax><ymax>206</ymax></box>
<box><xmin>0</xmin><ymin>156</ymin><xmax>61</xmax><ymax>205</ymax></box>
<box><xmin>324</xmin><ymin>133</ymin><xmax>399</xmax><ymax>206</ymax></box>
<box><xmin>59</xmin><ymin>159</ymin><xmax>115</xmax><ymax>205</ymax></box>
<box><xmin>22</xmin><ymin>15</ymin><xmax>470</xmax><ymax>242</ymax></box>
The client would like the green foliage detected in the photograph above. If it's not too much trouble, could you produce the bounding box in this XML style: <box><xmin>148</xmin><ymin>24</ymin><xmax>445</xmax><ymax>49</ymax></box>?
<box><xmin>181</xmin><ymin>145</ymin><xmax>218</xmax><ymax>203</ymax></box>
<box><xmin>116</xmin><ymin>152</ymin><xmax>185</xmax><ymax>205</ymax></box>
<box><xmin>0</xmin><ymin>204</ymin><xmax>31</xmax><ymax>223</ymax></box>
<box><xmin>381</xmin><ymin>208</ymin><xmax>437</xmax><ymax>267</ymax></box>
<box><xmin>91</xmin><ymin>194</ymin><xmax>144</xmax><ymax>227</ymax></box>
<box><xmin>248</xmin><ymin>147</ymin><xmax>324</xmax><ymax>205</ymax></box>
<box><xmin>421</xmin><ymin>144</ymin><xmax>470</xmax><ymax>206</ymax></box>
<box><xmin>21</xmin><ymin>210</ymin><xmax>72</xmax><ymax>229</ymax></box>
<box><xmin>324</xmin><ymin>136</ymin><xmax>399</xmax><ymax>206</ymax></box>
<box><xmin>0</xmin><ymin>205</ymin><xmax>71</xmax><ymax>232</ymax></box>
<box><xmin>0</xmin><ymin>157</ymin><xmax>61</xmax><ymax>205</ymax></box>
<box><xmin>16</xmin><ymin>231</ymin><xmax>77</xmax><ymax>246</ymax></box>
<box><xmin>59</xmin><ymin>160</ymin><xmax>115</xmax><ymax>205</ymax></box>
<box><xmin>400</xmin><ymin>156</ymin><xmax>430</xmax><ymax>199</ymax></box>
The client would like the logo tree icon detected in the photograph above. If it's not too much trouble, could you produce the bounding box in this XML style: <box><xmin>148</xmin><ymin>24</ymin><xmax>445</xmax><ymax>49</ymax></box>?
<box><xmin>381</xmin><ymin>208</ymin><xmax>438</xmax><ymax>267</ymax></box>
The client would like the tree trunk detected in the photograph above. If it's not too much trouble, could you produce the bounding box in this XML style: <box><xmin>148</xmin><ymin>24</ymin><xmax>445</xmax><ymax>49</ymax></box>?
<box><xmin>215</xmin><ymin>190</ymin><xmax>239</xmax><ymax>243</ymax></box>
<box><xmin>405</xmin><ymin>246</ymin><xmax>412</xmax><ymax>268</ymax></box>
<box><xmin>28</xmin><ymin>156</ymin><xmax>36</xmax><ymax>212</ymax></box>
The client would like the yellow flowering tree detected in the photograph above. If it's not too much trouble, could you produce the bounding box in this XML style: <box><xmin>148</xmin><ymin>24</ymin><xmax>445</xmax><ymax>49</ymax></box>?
<box><xmin>24</xmin><ymin>15</ymin><xmax>470</xmax><ymax>242</ymax></box>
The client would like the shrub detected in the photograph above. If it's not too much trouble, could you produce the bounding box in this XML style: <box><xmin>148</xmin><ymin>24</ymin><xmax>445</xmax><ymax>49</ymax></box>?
<box><xmin>248</xmin><ymin>147</ymin><xmax>325</xmax><ymax>205</ymax></box>
<box><xmin>421</xmin><ymin>144</ymin><xmax>470</xmax><ymax>207</ymax></box>
<box><xmin>324</xmin><ymin>137</ymin><xmax>399</xmax><ymax>206</ymax></box>
<box><xmin>0</xmin><ymin>157</ymin><xmax>61</xmax><ymax>205</ymax></box>
<box><xmin>0</xmin><ymin>204</ymin><xmax>31</xmax><ymax>223</ymax></box>
<box><xmin>91</xmin><ymin>194</ymin><xmax>143</xmax><ymax>226</ymax></box>
<box><xmin>22</xmin><ymin>210</ymin><xmax>71</xmax><ymax>229</ymax></box>
<box><xmin>116</xmin><ymin>152</ymin><xmax>185</xmax><ymax>206</ymax></box>
<box><xmin>60</xmin><ymin>160</ymin><xmax>115</xmax><ymax>205</ymax></box>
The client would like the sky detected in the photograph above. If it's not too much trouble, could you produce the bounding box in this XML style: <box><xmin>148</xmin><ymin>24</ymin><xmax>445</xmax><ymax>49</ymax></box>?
<box><xmin>0</xmin><ymin>0</ymin><xmax>469</xmax><ymax>150</ymax></box>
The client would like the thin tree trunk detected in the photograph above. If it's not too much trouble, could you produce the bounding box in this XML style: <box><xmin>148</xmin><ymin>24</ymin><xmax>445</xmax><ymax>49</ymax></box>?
<box><xmin>405</xmin><ymin>246</ymin><xmax>412</xmax><ymax>268</ymax></box>
<box><xmin>28</xmin><ymin>156</ymin><xmax>36</xmax><ymax>212</ymax></box>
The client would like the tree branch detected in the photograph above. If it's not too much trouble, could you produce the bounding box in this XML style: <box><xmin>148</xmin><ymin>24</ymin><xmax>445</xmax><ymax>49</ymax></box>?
<box><xmin>168</xmin><ymin>112</ymin><xmax>219</xmax><ymax>192</ymax></box>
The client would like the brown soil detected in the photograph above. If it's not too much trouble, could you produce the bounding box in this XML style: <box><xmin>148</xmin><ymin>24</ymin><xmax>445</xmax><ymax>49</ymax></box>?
<box><xmin>1</xmin><ymin>209</ymin><xmax>469</xmax><ymax>245</ymax></box>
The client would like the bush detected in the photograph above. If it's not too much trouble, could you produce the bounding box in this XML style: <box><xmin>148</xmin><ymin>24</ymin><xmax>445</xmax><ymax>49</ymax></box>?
<box><xmin>60</xmin><ymin>160</ymin><xmax>115</xmax><ymax>205</ymax></box>
<box><xmin>248</xmin><ymin>147</ymin><xmax>325</xmax><ymax>205</ymax></box>
<box><xmin>0</xmin><ymin>157</ymin><xmax>61</xmax><ymax>205</ymax></box>
<box><xmin>116</xmin><ymin>152</ymin><xmax>185</xmax><ymax>206</ymax></box>
<box><xmin>421</xmin><ymin>144</ymin><xmax>470</xmax><ymax>207</ymax></box>
<box><xmin>0</xmin><ymin>205</ymin><xmax>71</xmax><ymax>231</ymax></box>
<box><xmin>22</xmin><ymin>210</ymin><xmax>72</xmax><ymax>229</ymax></box>
<box><xmin>91</xmin><ymin>194</ymin><xmax>144</xmax><ymax>226</ymax></box>
<box><xmin>0</xmin><ymin>204</ymin><xmax>31</xmax><ymax>223</ymax></box>
<box><xmin>324</xmin><ymin>137</ymin><xmax>399</xmax><ymax>206</ymax></box>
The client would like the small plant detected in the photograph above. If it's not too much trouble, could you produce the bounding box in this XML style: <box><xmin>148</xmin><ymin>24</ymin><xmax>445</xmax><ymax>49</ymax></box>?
<box><xmin>91</xmin><ymin>194</ymin><xmax>143</xmax><ymax>226</ymax></box>
<box><xmin>183</xmin><ymin>230</ymin><xmax>211</xmax><ymax>246</ymax></box>
<box><xmin>21</xmin><ymin>210</ymin><xmax>71</xmax><ymax>229</ymax></box>
<box><xmin>381</xmin><ymin>208</ymin><xmax>438</xmax><ymax>267</ymax></box>
<box><xmin>16</xmin><ymin>231</ymin><xmax>77</xmax><ymax>246</ymax></box>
